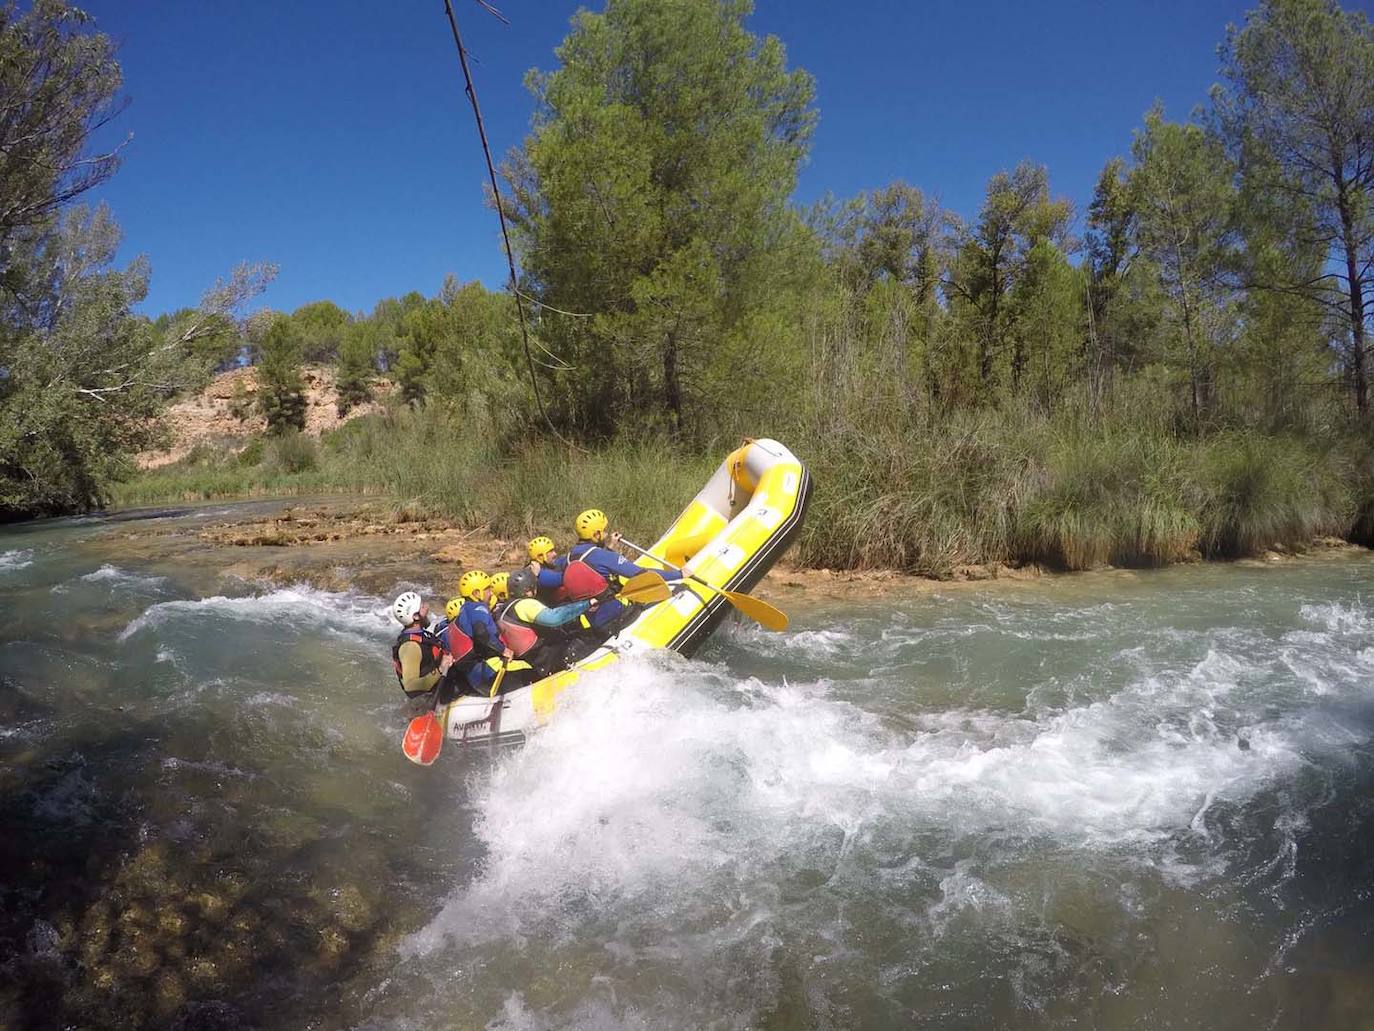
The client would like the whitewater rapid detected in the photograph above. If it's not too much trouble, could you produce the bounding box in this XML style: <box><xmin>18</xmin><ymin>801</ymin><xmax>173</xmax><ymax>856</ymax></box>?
<box><xmin>3</xmin><ymin>505</ymin><xmax>1373</xmax><ymax>1029</ymax></box>
<box><xmin>377</xmin><ymin>582</ymin><xmax>1374</xmax><ymax>1028</ymax></box>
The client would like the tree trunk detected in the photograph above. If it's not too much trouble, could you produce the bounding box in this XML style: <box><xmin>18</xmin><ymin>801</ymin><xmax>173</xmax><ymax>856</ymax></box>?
<box><xmin>1337</xmin><ymin>185</ymin><xmax>1369</xmax><ymax>416</ymax></box>
<box><xmin>663</xmin><ymin>323</ymin><xmax>682</xmax><ymax>435</ymax></box>
<box><xmin>982</xmin><ymin>256</ymin><xmax>1001</xmax><ymax>389</ymax></box>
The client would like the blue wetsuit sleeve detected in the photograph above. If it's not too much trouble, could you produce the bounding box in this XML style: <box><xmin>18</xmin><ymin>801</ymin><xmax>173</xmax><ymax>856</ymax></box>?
<box><xmin>536</xmin><ymin>567</ymin><xmax>564</xmax><ymax>589</ymax></box>
<box><xmin>599</xmin><ymin>549</ymin><xmax>683</xmax><ymax>583</ymax></box>
<box><xmin>532</xmin><ymin>600</ymin><xmax>591</xmax><ymax>627</ymax></box>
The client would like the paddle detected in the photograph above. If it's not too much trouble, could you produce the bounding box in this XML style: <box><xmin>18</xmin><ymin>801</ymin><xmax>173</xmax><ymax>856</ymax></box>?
<box><xmin>619</xmin><ymin>538</ymin><xmax>788</xmax><ymax>631</ymax></box>
<box><xmin>402</xmin><ymin>700</ymin><xmax>448</xmax><ymax>766</ymax></box>
<box><xmin>615</xmin><ymin>569</ymin><xmax>672</xmax><ymax>605</ymax></box>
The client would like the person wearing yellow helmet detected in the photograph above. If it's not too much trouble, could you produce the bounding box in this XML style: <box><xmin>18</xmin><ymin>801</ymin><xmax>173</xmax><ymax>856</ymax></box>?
<box><xmin>488</xmin><ymin>571</ymin><xmax>512</xmax><ymax>620</ymax></box>
<box><xmin>560</xmin><ymin>509</ymin><xmax>682</xmax><ymax>635</ymax></box>
<box><xmin>498</xmin><ymin>568</ymin><xmax>600</xmax><ymax>676</ymax></box>
<box><xmin>451</xmin><ymin>570</ymin><xmax>514</xmax><ymax>695</ymax></box>
<box><xmin>525</xmin><ymin>534</ymin><xmax>568</xmax><ymax>602</ymax></box>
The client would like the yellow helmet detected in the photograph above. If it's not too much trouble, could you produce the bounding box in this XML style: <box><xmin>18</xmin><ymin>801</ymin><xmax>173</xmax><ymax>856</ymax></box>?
<box><xmin>458</xmin><ymin>570</ymin><xmax>490</xmax><ymax>602</ymax></box>
<box><xmin>489</xmin><ymin>571</ymin><xmax>510</xmax><ymax>601</ymax></box>
<box><xmin>528</xmin><ymin>535</ymin><xmax>557</xmax><ymax>562</ymax></box>
<box><xmin>444</xmin><ymin>597</ymin><xmax>463</xmax><ymax>621</ymax></box>
<box><xmin>575</xmin><ymin>508</ymin><xmax>608</xmax><ymax>540</ymax></box>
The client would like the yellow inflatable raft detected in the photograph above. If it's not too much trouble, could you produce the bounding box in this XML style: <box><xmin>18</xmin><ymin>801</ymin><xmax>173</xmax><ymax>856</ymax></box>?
<box><xmin>443</xmin><ymin>437</ymin><xmax>811</xmax><ymax>745</ymax></box>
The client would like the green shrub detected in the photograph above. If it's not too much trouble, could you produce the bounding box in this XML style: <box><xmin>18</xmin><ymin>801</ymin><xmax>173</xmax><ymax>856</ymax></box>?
<box><xmin>236</xmin><ymin>438</ymin><xmax>265</xmax><ymax>467</ymax></box>
<box><xmin>490</xmin><ymin>437</ymin><xmax>716</xmax><ymax>544</ymax></box>
<box><xmin>1016</xmin><ymin>428</ymin><xmax>1198</xmax><ymax>570</ymax></box>
<box><xmin>799</xmin><ymin>410</ymin><xmax>1030</xmax><ymax>575</ymax></box>
<box><xmin>1192</xmin><ymin>433</ymin><xmax>1351</xmax><ymax>557</ymax></box>
<box><xmin>115</xmin><ymin>389</ymin><xmax>1371</xmax><ymax>575</ymax></box>
<box><xmin>262</xmin><ymin>432</ymin><xmax>318</xmax><ymax>477</ymax></box>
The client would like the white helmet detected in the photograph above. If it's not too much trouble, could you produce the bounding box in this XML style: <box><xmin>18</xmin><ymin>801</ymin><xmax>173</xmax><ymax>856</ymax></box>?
<box><xmin>391</xmin><ymin>591</ymin><xmax>423</xmax><ymax>625</ymax></box>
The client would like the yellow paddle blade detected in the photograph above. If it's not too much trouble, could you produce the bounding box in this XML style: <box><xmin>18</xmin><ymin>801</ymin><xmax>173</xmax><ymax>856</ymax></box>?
<box><xmin>719</xmin><ymin>587</ymin><xmax>788</xmax><ymax>631</ymax></box>
<box><xmin>617</xmin><ymin>571</ymin><xmax>672</xmax><ymax>605</ymax></box>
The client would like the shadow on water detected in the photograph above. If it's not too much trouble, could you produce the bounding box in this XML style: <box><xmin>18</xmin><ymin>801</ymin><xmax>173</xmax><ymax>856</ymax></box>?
<box><xmin>0</xmin><ymin>673</ymin><xmax>466</xmax><ymax>1031</ymax></box>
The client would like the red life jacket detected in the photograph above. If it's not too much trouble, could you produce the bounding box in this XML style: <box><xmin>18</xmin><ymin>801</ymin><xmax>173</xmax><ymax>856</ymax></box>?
<box><xmin>553</xmin><ymin>546</ymin><xmax>610</xmax><ymax>602</ymax></box>
<box><xmin>391</xmin><ymin>626</ymin><xmax>445</xmax><ymax>695</ymax></box>
<box><xmin>497</xmin><ymin>600</ymin><xmax>541</xmax><ymax>657</ymax></box>
<box><xmin>437</xmin><ymin>621</ymin><xmax>474</xmax><ymax>662</ymax></box>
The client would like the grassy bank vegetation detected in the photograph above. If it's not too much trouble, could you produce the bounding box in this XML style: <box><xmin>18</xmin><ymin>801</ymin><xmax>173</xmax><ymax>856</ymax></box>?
<box><xmin>802</xmin><ymin>401</ymin><xmax>1371</xmax><ymax>576</ymax></box>
<box><xmin>117</xmin><ymin>381</ymin><xmax>1374</xmax><ymax>576</ymax></box>
<box><xmin>114</xmin><ymin>411</ymin><xmax>719</xmax><ymax>548</ymax></box>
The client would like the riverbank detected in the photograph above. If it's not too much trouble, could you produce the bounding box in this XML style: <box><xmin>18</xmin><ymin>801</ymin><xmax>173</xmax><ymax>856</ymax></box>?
<box><xmin>112</xmin><ymin>394</ymin><xmax>1374</xmax><ymax>580</ymax></box>
<box><xmin>93</xmin><ymin>496</ymin><xmax>1369</xmax><ymax>606</ymax></box>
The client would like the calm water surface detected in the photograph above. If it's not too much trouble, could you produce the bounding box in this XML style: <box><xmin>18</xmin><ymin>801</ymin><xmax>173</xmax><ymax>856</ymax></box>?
<box><xmin>2</xmin><ymin>504</ymin><xmax>1374</xmax><ymax>1029</ymax></box>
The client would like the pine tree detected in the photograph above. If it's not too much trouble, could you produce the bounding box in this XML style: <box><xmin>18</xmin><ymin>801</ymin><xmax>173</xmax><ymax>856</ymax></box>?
<box><xmin>503</xmin><ymin>0</ymin><xmax>816</xmax><ymax>437</ymax></box>
<box><xmin>1214</xmin><ymin>0</ymin><xmax>1374</xmax><ymax>415</ymax></box>
<box><xmin>258</xmin><ymin>316</ymin><xmax>306</xmax><ymax>433</ymax></box>
<box><xmin>335</xmin><ymin>321</ymin><xmax>376</xmax><ymax>416</ymax></box>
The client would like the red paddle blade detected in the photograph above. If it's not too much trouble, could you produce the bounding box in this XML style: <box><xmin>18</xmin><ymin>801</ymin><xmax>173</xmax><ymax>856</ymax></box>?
<box><xmin>402</xmin><ymin>712</ymin><xmax>444</xmax><ymax>766</ymax></box>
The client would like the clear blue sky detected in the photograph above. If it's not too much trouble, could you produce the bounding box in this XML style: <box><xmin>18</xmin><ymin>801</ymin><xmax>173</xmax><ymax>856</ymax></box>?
<box><xmin>79</xmin><ymin>0</ymin><xmax>1320</xmax><ymax>318</ymax></box>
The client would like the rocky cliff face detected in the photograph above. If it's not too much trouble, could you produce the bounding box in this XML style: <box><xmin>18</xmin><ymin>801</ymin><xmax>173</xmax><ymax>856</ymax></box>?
<box><xmin>138</xmin><ymin>366</ymin><xmax>394</xmax><ymax>468</ymax></box>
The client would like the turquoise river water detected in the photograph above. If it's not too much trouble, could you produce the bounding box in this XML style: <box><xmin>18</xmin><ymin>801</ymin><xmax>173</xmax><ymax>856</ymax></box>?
<box><xmin>2</xmin><ymin>504</ymin><xmax>1374</xmax><ymax>1029</ymax></box>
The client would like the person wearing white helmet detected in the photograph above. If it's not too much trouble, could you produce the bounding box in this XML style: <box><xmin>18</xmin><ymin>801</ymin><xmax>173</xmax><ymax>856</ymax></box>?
<box><xmin>390</xmin><ymin>591</ymin><xmax>454</xmax><ymax>708</ymax></box>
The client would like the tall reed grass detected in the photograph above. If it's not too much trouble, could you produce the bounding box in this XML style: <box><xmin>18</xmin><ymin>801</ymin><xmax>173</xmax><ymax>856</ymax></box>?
<box><xmin>114</xmin><ymin>413</ymin><xmax>714</xmax><ymax>545</ymax></box>
<box><xmin>796</xmin><ymin>400</ymin><xmax>1362</xmax><ymax>574</ymax></box>
<box><xmin>116</xmin><ymin>397</ymin><xmax>1370</xmax><ymax>575</ymax></box>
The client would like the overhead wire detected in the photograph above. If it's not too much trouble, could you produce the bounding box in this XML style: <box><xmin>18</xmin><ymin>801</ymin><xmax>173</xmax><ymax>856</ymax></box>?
<box><xmin>441</xmin><ymin>0</ymin><xmax>584</xmax><ymax>450</ymax></box>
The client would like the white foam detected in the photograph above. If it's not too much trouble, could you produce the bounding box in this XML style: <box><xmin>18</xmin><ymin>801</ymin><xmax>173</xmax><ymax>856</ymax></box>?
<box><xmin>408</xmin><ymin>635</ymin><xmax>1326</xmax><ymax>959</ymax></box>
<box><xmin>1299</xmin><ymin>600</ymin><xmax>1372</xmax><ymax>635</ymax></box>
<box><xmin>80</xmin><ymin>564</ymin><xmax>166</xmax><ymax>589</ymax></box>
<box><xmin>119</xmin><ymin>585</ymin><xmax>392</xmax><ymax>641</ymax></box>
<box><xmin>722</xmin><ymin>621</ymin><xmax>858</xmax><ymax>659</ymax></box>
<box><xmin>0</xmin><ymin>548</ymin><xmax>33</xmax><ymax>572</ymax></box>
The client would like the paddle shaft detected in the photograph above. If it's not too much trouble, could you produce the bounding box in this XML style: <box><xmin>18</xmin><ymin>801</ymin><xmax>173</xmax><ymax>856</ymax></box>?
<box><xmin>618</xmin><ymin>537</ymin><xmax>787</xmax><ymax>631</ymax></box>
<box><xmin>488</xmin><ymin>660</ymin><xmax>508</xmax><ymax>698</ymax></box>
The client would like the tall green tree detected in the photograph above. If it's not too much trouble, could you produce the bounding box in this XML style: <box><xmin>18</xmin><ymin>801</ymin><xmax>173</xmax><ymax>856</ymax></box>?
<box><xmin>1009</xmin><ymin>239</ymin><xmax>1083</xmax><ymax>409</ymax></box>
<box><xmin>425</xmin><ymin>277</ymin><xmax>521</xmax><ymax>416</ymax></box>
<box><xmin>945</xmin><ymin>161</ymin><xmax>1072</xmax><ymax>399</ymax></box>
<box><xmin>503</xmin><ymin>0</ymin><xmax>816</xmax><ymax>438</ymax></box>
<box><xmin>335</xmin><ymin>320</ymin><xmax>377</xmax><ymax>416</ymax></box>
<box><xmin>257</xmin><ymin>315</ymin><xmax>306</xmax><ymax>433</ymax></box>
<box><xmin>1084</xmin><ymin>158</ymin><xmax>1137</xmax><ymax>397</ymax></box>
<box><xmin>0</xmin><ymin>1</ymin><xmax>272</xmax><ymax>516</ymax></box>
<box><xmin>0</xmin><ymin>0</ymin><xmax>126</xmax><ymax>288</ymax></box>
<box><xmin>1228</xmin><ymin>133</ymin><xmax>1333</xmax><ymax>428</ymax></box>
<box><xmin>290</xmin><ymin>300</ymin><xmax>350</xmax><ymax>363</ymax></box>
<box><xmin>393</xmin><ymin>300</ymin><xmax>444</xmax><ymax>407</ymax></box>
<box><xmin>1130</xmin><ymin>107</ymin><xmax>1240</xmax><ymax>426</ymax></box>
<box><xmin>1214</xmin><ymin>0</ymin><xmax>1374</xmax><ymax>415</ymax></box>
